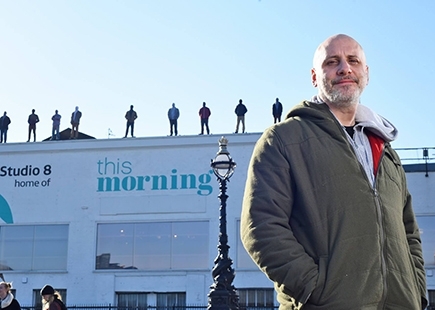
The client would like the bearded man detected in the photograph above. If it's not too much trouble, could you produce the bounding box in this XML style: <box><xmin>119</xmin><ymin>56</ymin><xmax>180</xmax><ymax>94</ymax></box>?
<box><xmin>241</xmin><ymin>34</ymin><xmax>427</xmax><ymax>310</ymax></box>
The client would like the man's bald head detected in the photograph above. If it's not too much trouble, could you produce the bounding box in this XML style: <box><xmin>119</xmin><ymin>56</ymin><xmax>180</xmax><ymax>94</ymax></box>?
<box><xmin>313</xmin><ymin>34</ymin><xmax>366</xmax><ymax>69</ymax></box>
<box><xmin>311</xmin><ymin>34</ymin><xmax>369</xmax><ymax>109</ymax></box>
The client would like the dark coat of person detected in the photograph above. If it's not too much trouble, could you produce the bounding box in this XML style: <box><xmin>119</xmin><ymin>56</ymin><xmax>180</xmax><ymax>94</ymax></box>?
<box><xmin>125</xmin><ymin>110</ymin><xmax>137</xmax><ymax>123</ymax></box>
<box><xmin>199</xmin><ymin>106</ymin><xmax>211</xmax><ymax>119</ymax></box>
<box><xmin>0</xmin><ymin>115</ymin><xmax>11</xmax><ymax>130</ymax></box>
<box><xmin>70</xmin><ymin>110</ymin><xmax>82</xmax><ymax>125</ymax></box>
<box><xmin>1</xmin><ymin>293</ymin><xmax>21</xmax><ymax>310</ymax></box>
<box><xmin>28</xmin><ymin>113</ymin><xmax>39</xmax><ymax>125</ymax></box>
<box><xmin>272</xmin><ymin>101</ymin><xmax>283</xmax><ymax>117</ymax></box>
<box><xmin>234</xmin><ymin>103</ymin><xmax>247</xmax><ymax>116</ymax></box>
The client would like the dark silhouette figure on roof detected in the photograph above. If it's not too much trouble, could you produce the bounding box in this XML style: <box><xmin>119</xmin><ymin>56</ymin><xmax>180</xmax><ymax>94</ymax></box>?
<box><xmin>27</xmin><ymin>109</ymin><xmax>40</xmax><ymax>142</ymax></box>
<box><xmin>0</xmin><ymin>112</ymin><xmax>11</xmax><ymax>143</ymax></box>
<box><xmin>234</xmin><ymin>99</ymin><xmax>247</xmax><ymax>133</ymax></box>
<box><xmin>272</xmin><ymin>98</ymin><xmax>283</xmax><ymax>123</ymax></box>
<box><xmin>70</xmin><ymin>106</ymin><xmax>82</xmax><ymax>139</ymax></box>
<box><xmin>51</xmin><ymin>110</ymin><xmax>61</xmax><ymax>140</ymax></box>
<box><xmin>167</xmin><ymin>103</ymin><xmax>180</xmax><ymax>136</ymax></box>
<box><xmin>199</xmin><ymin>102</ymin><xmax>211</xmax><ymax>135</ymax></box>
<box><xmin>124</xmin><ymin>105</ymin><xmax>138</xmax><ymax>138</ymax></box>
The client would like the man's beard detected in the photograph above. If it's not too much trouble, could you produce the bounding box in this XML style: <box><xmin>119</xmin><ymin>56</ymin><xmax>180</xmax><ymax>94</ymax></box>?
<box><xmin>320</xmin><ymin>75</ymin><xmax>367</xmax><ymax>108</ymax></box>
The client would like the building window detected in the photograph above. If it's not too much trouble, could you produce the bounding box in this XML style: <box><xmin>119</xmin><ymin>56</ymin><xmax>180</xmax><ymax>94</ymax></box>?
<box><xmin>156</xmin><ymin>293</ymin><xmax>186</xmax><ymax>310</ymax></box>
<box><xmin>416</xmin><ymin>216</ymin><xmax>435</xmax><ymax>267</ymax></box>
<box><xmin>428</xmin><ymin>290</ymin><xmax>435</xmax><ymax>310</ymax></box>
<box><xmin>116</xmin><ymin>292</ymin><xmax>185</xmax><ymax>309</ymax></box>
<box><xmin>96</xmin><ymin>221</ymin><xmax>208</xmax><ymax>270</ymax></box>
<box><xmin>238</xmin><ymin>288</ymin><xmax>275</xmax><ymax>309</ymax></box>
<box><xmin>0</xmin><ymin>225</ymin><xmax>68</xmax><ymax>271</ymax></box>
<box><xmin>33</xmin><ymin>288</ymin><xmax>67</xmax><ymax>310</ymax></box>
<box><xmin>236</xmin><ymin>220</ymin><xmax>259</xmax><ymax>269</ymax></box>
<box><xmin>117</xmin><ymin>292</ymin><xmax>147</xmax><ymax>309</ymax></box>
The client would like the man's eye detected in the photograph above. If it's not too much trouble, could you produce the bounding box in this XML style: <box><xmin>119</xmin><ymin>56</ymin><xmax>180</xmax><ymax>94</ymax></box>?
<box><xmin>326</xmin><ymin>60</ymin><xmax>338</xmax><ymax>65</ymax></box>
<box><xmin>349</xmin><ymin>59</ymin><xmax>359</xmax><ymax>64</ymax></box>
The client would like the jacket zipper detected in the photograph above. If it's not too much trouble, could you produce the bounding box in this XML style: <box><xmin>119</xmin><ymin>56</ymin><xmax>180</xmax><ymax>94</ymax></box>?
<box><xmin>329</xmin><ymin>108</ymin><xmax>391</xmax><ymax>308</ymax></box>
<box><xmin>373</xmin><ymin>148</ymin><xmax>388</xmax><ymax>308</ymax></box>
<box><xmin>338</xmin><ymin>120</ymin><xmax>389</xmax><ymax>307</ymax></box>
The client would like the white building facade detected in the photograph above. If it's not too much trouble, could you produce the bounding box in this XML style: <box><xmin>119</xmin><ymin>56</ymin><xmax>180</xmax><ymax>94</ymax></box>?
<box><xmin>0</xmin><ymin>134</ymin><xmax>434</xmax><ymax>308</ymax></box>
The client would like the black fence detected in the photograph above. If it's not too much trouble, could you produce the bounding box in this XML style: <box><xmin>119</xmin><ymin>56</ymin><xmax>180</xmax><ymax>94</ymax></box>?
<box><xmin>21</xmin><ymin>305</ymin><xmax>278</xmax><ymax>310</ymax></box>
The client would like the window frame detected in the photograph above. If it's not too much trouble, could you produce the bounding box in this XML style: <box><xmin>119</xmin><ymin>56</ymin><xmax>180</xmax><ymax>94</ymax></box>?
<box><xmin>238</xmin><ymin>288</ymin><xmax>275</xmax><ymax>309</ymax></box>
<box><xmin>96</xmin><ymin>221</ymin><xmax>209</xmax><ymax>271</ymax></box>
<box><xmin>0</xmin><ymin>224</ymin><xmax>68</xmax><ymax>272</ymax></box>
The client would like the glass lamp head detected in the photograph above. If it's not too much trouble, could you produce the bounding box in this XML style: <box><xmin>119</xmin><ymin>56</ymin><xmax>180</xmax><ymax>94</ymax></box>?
<box><xmin>211</xmin><ymin>137</ymin><xmax>236</xmax><ymax>180</ymax></box>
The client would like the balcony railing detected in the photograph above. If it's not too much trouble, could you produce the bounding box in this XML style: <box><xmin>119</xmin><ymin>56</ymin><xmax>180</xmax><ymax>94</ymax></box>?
<box><xmin>395</xmin><ymin>147</ymin><xmax>435</xmax><ymax>164</ymax></box>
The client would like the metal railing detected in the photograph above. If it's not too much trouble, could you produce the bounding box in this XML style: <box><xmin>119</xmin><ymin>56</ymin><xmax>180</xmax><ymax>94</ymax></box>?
<box><xmin>395</xmin><ymin>147</ymin><xmax>435</xmax><ymax>164</ymax></box>
<box><xmin>395</xmin><ymin>147</ymin><xmax>435</xmax><ymax>177</ymax></box>
<box><xmin>21</xmin><ymin>306</ymin><xmax>278</xmax><ymax>310</ymax></box>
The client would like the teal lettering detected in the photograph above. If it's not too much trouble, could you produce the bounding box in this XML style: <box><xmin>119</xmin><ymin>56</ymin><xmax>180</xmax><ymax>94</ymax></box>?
<box><xmin>97</xmin><ymin>177</ymin><xmax>121</xmax><ymax>192</ymax></box>
<box><xmin>96</xmin><ymin>169</ymin><xmax>213</xmax><ymax>196</ymax></box>
<box><xmin>136</xmin><ymin>176</ymin><xmax>145</xmax><ymax>190</ymax></box>
<box><xmin>171</xmin><ymin>169</ymin><xmax>178</xmax><ymax>189</ymax></box>
<box><xmin>197</xmin><ymin>172</ymin><xmax>213</xmax><ymax>196</ymax></box>
<box><xmin>122</xmin><ymin>176</ymin><xmax>136</xmax><ymax>191</ymax></box>
<box><xmin>121</xmin><ymin>161</ymin><xmax>132</xmax><ymax>174</ymax></box>
<box><xmin>152</xmin><ymin>175</ymin><xmax>167</xmax><ymax>190</ymax></box>
<box><xmin>180</xmin><ymin>174</ymin><xmax>196</xmax><ymax>189</ymax></box>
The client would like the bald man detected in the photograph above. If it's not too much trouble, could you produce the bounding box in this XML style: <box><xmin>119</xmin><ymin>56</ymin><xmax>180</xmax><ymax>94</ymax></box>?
<box><xmin>241</xmin><ymin>34</ymin><xmax>427</xmax><ymax>310</ymax></box>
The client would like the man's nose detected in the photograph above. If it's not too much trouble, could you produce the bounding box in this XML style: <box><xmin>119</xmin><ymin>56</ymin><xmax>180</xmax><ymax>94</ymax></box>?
<box><xmin>338</xmin><ymin>61</ymin><xmax>352</xmax><ymax>75</ymax></box>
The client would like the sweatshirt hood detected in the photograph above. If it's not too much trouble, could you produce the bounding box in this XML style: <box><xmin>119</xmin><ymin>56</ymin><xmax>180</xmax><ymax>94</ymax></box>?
<box><xmin>286</xmin><ymin>98</ymin><xmax>398</xmax><ymax>143</ymax></box>
<box><xmin>354</xmin><ymin>104</ymin><xmax>398</xmax><ymax>142</ymax></box>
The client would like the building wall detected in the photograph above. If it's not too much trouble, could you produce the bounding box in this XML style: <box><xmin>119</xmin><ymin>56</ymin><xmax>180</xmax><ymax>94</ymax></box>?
<box><xmin>405</xmin><ymin>171</ymin><xmax>435</xmax><ymax>290</ymax></box>
<box><xmin>0</xmin><ymin>133</ymin><xmax>434</xmax><ymax>306</ymax></box>
<box><xmin>0</xmin><ymin>134</ymin><xmax>266</xmax><ymax>306</ymax></box>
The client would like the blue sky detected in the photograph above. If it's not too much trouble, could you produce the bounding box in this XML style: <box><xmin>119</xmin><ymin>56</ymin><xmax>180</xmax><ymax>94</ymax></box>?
<box><xmin>1</xmin><ymin>1</ymin><xmax>434</xmax><ymax>154</ymax></box>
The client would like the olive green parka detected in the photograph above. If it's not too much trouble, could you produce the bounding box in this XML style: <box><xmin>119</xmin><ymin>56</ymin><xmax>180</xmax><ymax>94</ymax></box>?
<box><xmin>241</xmin><ymin>101</ymin><xmax>427</xmax><ymax>309</ymax></box>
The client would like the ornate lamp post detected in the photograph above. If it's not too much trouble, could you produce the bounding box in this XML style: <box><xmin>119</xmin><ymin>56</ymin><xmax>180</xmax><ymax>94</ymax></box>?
<box><xmin>208</xmin><ymin>136</ymin><xmax>239</xmax><ymax>310</ymax></box>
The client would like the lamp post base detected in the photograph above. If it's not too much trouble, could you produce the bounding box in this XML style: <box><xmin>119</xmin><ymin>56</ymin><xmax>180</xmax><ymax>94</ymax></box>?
<box><xmin>208</xmin><ymin>284</ymin><xmax>239</xmax><ymax>310</ymax></box>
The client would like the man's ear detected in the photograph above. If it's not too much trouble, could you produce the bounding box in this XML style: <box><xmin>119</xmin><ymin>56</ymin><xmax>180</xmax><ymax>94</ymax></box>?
<box><xmin>311</xmin><ymin>68</ymin><xmax>318</xmax><ymax>87</ymax></box>
<box><xmin>366</xmin><ymin>65</ymin><xmax>370</xmax><ymax>85</ymax></box>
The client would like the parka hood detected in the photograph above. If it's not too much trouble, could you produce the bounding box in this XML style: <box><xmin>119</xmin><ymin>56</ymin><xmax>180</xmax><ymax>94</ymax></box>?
<box><xmin>285</xmin><ymin>99</ymin><xmax>398</xmax><ymax>142</ymax></box>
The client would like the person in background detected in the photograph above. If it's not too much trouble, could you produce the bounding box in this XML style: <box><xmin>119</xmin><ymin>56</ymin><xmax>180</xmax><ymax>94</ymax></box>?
<box><xmin>272</xmin><ymin>97</ymin><xmax>283</xmax><ymax>123</ymax></box>
<box><xmin>51</xmin><ymin>110</ymin><xmax>62</xmax><ymax>140</ymax></box>
<box><xmin>40</xmin><ymin>285</ymin><xmax>66</xmax><ymax>310</ymax></box>
<box><xmin>167</xmin><ymin>103</ymin><xmax>180</xmax><ymax>136</ymax></box>
<box><xmin>124</xmin><ymin>105</ymin><xmax>138</xmax><ymax>138</ymax></box>
<box><xmin>0</xmin><ymin>112</ymin><xmax>11</xmax><ymax>143</ymax></box>
<box><xmin>70</xmin><ymin>106</ymin><xmax>82</xmax><ymax>139</ymax></box>
<box><xmin>198</xmin><ymin>102</ymin><xmax>211</xmax><ymax>135</ymax></box>
<box><xmin>241</xmin><ymin>34</ymin><xmax>427</xmax><ymax>309</ymax></box>
<box><xmin>234</xmin><ymin>99</ymin><xmax>247</xmax><ymax>133</ymax></box>
<box><xmin>0</xmin><ymin>279</ymin><xmax>21</xmax><ymax>310</ymax></box>
<box><xmin>27</xmin><ymin>109</ymin><xmax>40</xmax><ymax>142</ymax></box>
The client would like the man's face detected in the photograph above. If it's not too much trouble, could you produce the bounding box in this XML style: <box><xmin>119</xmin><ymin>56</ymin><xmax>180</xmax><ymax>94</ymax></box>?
<box><xmin>311</xmin><ymin>35</ymin><xmax>369</xmax><ymax>108</ymax></box>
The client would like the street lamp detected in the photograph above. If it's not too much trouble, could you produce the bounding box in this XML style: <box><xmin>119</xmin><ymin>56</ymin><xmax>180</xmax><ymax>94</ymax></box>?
<box><xmin>208</xmin><ymin>136</ymin><xmax>239</xmax><ymax>310</ymax></box>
